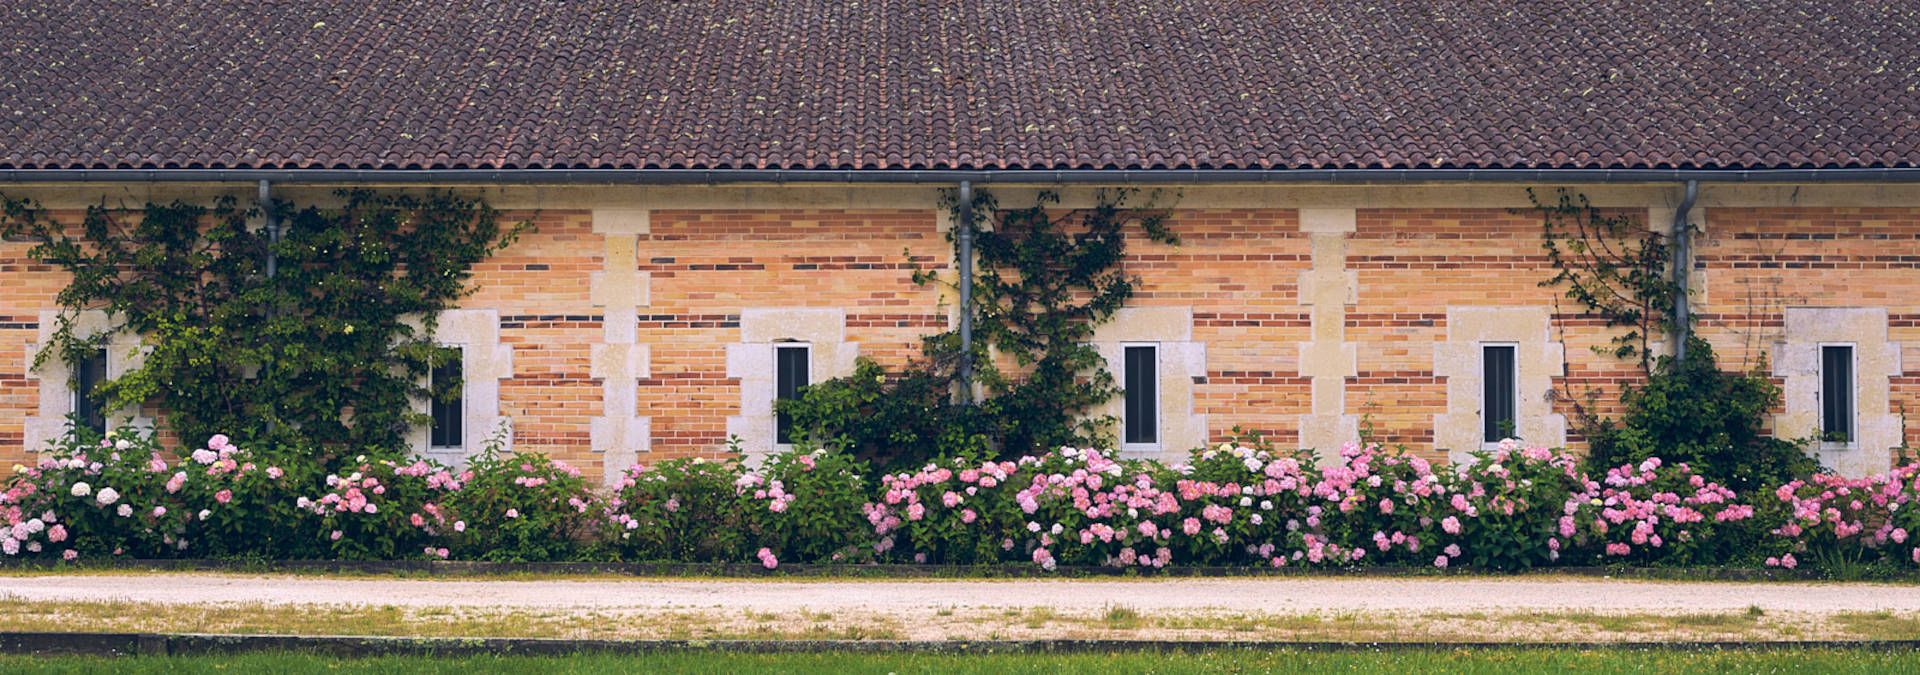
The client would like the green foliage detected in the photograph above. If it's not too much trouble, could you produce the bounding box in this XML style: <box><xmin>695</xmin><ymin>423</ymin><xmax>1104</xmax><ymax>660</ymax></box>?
<box><xmin>443</xmin><ymin>443</ymin><xmax>602</xmax><ymax>562</ymax></box>
<box><xmin>606</xmin><ymin>455</ymin><xmax>749</xmax><ymax>562</ymax></box>
<box><xmin>739</xmin><ymin>445</ymin><xmax>872</xmax><ymax>564</ymax></box>
<box><xmin>1533</xmin><ymin>189</ymin><xmax>1817</xmax><ymax>488</ymax></box>
<box><xmin>1585</xmin><ymin>338</ymin><xmax>1819</xmax><ymax>492</ymax></box>
<box><xmin>1531</xmin><ymin>188</ymin><xmax>1674</xmax><ymax>372</ymax></box>
<box><xmin>1449</xmin><ymin>444</ymin><xmax>1588</xmax><ymax>571</ymax></box>
<box><xmin>309</xmin><ymin>454</ymin><xmax>450</xmax><ymax>561</ymax></box>
<box><xmin>776</xmin><ymin>358</ymin><xmax>988</xmax><ymax>472</ymax></box>
<box><xmin>0</xmin><ymin>191</ymin><xmax>525</xmax><ymax>461</ymax></box>
<box><xmin>783</xmin><ymin>189</ymin><xmax>1174</xmax><ymax>469</ymax></box>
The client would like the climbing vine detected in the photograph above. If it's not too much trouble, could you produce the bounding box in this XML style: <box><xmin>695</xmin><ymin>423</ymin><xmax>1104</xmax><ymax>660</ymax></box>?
<box><xmin>781</xmin><ymin>189</ymin><xmax>1175</xmax><ymax>470</ymax></box>
<box><xmin>1532</xmin><ymin>188</ymin><xmax>1675</xmax><ymax>373</ymax></box>
<box><xmin>0</xmin><ymin>190</ymin><xmax>526</xmax><ymax>460</ymax></box>
<box><xmin>1531</xmin><ymin>188</ymin><xmax>1814</xmax><ymax>488</ymax></box>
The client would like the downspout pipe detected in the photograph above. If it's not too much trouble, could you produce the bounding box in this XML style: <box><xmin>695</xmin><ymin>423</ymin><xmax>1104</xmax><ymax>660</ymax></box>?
<box><xmin>258</xmin><ymin>179</ymin><xmax>278</xmax><ymax>277</ymax></box>
<box><xmin>257</xmin><ymin>179</ymin><xmax>279</xmax><ymax>434</ymax></box>
<box><xmin>1671</xmin><ymin>180</ymin><xmax>1699</xmax><ymax>362</ymax></box>
<box><xmin>955</xmin><ymin>181</ymin><xmax>975</xmax><ymax>405</ymax></box>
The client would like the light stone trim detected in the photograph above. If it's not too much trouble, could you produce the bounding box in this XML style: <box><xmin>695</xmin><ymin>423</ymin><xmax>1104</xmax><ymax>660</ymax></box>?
<box><xmin>410</xmin><ymin>310</ymin><xmax>514</xmax><ymax>466</ymax></box>
<box><xmin>24</xmin><ymin>310</ymin><xmax>151</xmax><ymax>451</ymax></box>
<box><xmin>591</xmin><ymin>343</ymin><xmax>651</xmax><ymax>485</ymax></box>
<box><xmin>588</xmin><ymin>210</ymin><xmax>656</xmax><ymax>482</ymax></box>
<box><xmin>1433</xmin><ymin>307</ymin><xmax>1568</xmax><ymax>462</ymax></box>
<box><xmin>726</xmin><ymin>308</ymin><xmax>859</xmax><ymax>460</ymax></box>
<box><xmin>1296</xmin><ymin>209</ymin><xmax>1360</xmax><ymax>453</ymax></box>
<box><xmin>1091</xmin><ymin>306</ymin><xmax>1207</xmax><ymax>460</ymax></box>
<box><xmin>1773</xmin><ymin>307</ymin><xmax>1901</xmax><ymax>477</ymax></box>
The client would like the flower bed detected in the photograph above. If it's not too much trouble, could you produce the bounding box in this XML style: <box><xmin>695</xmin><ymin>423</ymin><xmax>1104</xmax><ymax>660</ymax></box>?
<box><xmin>6</xmin><ymin>431</ymin><xmax>1920</xmax><ymax>574</ymax></box>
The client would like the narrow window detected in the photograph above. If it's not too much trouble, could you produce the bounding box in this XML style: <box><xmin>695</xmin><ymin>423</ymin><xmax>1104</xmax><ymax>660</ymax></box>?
<box><xmin>1482</xmin><ymin>344</ymin><xmax>1517</xmax><ymax>443</ymax></box>
<box><xmin>430</xmin><ymin>348</ymin><xmax>464</xmax><ymax>449</ymax></box>
<box><xmin>1123</xmin><ymin>344</ymin><xmax>1159</xmax><ymax>447</ymax></box>
<box><xmin>1822</xmin><ymin>344</ymin><xmax>1855</xmax><ymax>443</ymax></box>
<box><xmin>774</xmin><ymin>343</ymin><xmax>810</xmax><ymax>445</ymax></box>
<box><xmin>71</xmin><ymin>348</ymin><xmax>108</xmax><ymax>434</ymax></box>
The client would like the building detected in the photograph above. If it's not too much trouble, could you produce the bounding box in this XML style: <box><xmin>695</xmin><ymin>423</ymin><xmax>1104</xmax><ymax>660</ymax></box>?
<box><xmin>3</xmin><ymin>1</ymin><xmax>1917</xmax><ymax>482</ymax></box>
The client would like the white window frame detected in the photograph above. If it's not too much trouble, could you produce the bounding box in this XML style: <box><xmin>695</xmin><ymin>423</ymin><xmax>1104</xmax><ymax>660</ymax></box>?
<box><xmin>1119</xmin><ymin>341</ymin><xmax>1162</xmax><ymax>454</ymax></box>
<box><xmin>1818</xmin><ymin>341</ymin><xmax>1858</xmax><ymax>450</ymax></box>
<box><xmin>428</xmin><ymin>344</ymin><xmax>466</xmax><ymax>453</ymax></box>
<box><xmin>772</xmin><ymin>342</ymin><xmax>812</xmax><ymax>451</ymax></box>
<box><xmin>1479</xmin><ymin>341</ymin><xmax>1520</xmax><ymax>450</ymax></box>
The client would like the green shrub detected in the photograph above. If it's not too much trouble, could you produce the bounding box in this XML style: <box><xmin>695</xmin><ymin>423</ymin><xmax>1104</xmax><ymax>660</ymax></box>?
<box><xmin>779</xmin><ymin>358</ymin><xmax>989</xmax><ymax>475</ymax></box>
<box><xmin>739</xmin><ymin>446</ymin><xmax>871</xmax><ymax>566</ymax></box>
<box><xmin>308</xmin><ymin>456</ymin><xmax>458</xmax><ymax>560</ymax></box>
<box><xmin>870</xmin><ymin>454</ymin><xmax>1028</xmax><ymax>564</ymax></box>
<box><xmin>606</xmin><ymin>456</ymin><xmax>748</xmax><ymax>562</ymax></box>
<box><xmin>1584</xmin><ymin>338</ymin><xmax>1819</xmax><ymax>492</ymax></box>
<box><xmin>173</xmin><ymin>434</ymin><xmax>319</xmax><ymax>560</ymax></box>
<box><xmin>1446</xmin><ymin>442</ymin><xmax>1590</xmax><ymax>571</ymax></box>
<box><xmin>443</xmin><ymin>447</ymin><xmax>601</xmax><ymax>562</ymax></box>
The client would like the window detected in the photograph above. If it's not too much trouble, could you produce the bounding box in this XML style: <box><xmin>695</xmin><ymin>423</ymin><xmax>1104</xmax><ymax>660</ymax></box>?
<box><xmin>1481</xmin><ymin>344</ymin><xmax>1517</xmax><ymax>443</ymax></box>
<box><xmin>71</xmin><ymin>348</ymin><xmax>108</xmax><ymax>434</ymax></box>
<box><xmin>430</xmin><ymin>348</ymin><xmax>464</xmax><ymax>449</ymax></box>
<box><xmin>1821</xmin><ymin>344</ymin><xmax>1855</xmax><ymax>444</ymax></box>
<box><xmin>774</xmin><ymin>343</ymin><xmax>810</xmax><ymax>445</ymax></box>
<box><xmin>1122</xmin><ymin>343</ymin><xmax>1160</xmax><ymax>448</ymax></box>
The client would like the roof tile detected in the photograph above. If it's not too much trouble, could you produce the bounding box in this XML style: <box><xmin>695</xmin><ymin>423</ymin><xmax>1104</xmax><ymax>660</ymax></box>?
<box><xmin>1</xmin><ymin>0</ymin><xmax>1915</xmax><ymax>172</ymax></box>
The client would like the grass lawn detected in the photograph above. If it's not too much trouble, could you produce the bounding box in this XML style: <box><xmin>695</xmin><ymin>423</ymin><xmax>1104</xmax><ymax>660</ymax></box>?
<box><xmin>0</xmin><ymin>648</ymin><xmax>1914</xmax><ymax>674</ymax></box>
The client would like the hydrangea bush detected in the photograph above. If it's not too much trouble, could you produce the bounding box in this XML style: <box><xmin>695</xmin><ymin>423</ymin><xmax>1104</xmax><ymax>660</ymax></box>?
<box><xmin>737</xmin><ymin>446</ymin><xmax>870</xmax><ymax>567</ymax></box>
<box><xmin>11</xmin><ymin>428</ymin><xmax>1920</xmax><ymax>575</ymax></box>
<box><xmin>442</xmin><ymin>448</ymin><xmax>599</xmax><ymax>562</ymax></box>
<box><xmin>309</xmin><ymin>456</ymin><xmax>460</xmax><ymax>560</ymax></box>
<box><xmin>1767</xmin><ymin>464</ymin><xmax>1920</xmax><ymax>570</ymax></box>
<box><xmin>1565</xmin><ymin>458</ymin><xmax>1761</xmax><ymax>566</ymax></box>
<box><xmin>605</xmin><ymin>456</ymin><xmax>748</xmax><ymax>562</ymax></box>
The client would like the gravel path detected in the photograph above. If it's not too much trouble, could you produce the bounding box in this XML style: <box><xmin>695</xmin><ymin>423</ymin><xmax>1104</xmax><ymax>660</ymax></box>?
<box><xmin>4</xmin><ymin>573</ymin><xmax>1918</xmax><ymax>615</ymax></box>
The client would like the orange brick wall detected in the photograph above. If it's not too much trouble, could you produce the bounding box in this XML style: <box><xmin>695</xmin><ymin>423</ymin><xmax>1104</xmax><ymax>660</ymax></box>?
<box><xmin>5</xmin><ymin>198</ymin><xmax>1920</xmax><ymax>481</ymax></box>
<box><xmin>1126</xmin><ymin>209</ymin><xmax>1313</xmax><ymax>446</ymax></box>
<box><xmin>1695</xmin><ymin>207</ymin><xmax>1920</xmax><ymax>448</ymax></box>
<box><xmin>633</xmin><ymin>209</ymin><xmax>947</xmax><ymax>460</ymax></box>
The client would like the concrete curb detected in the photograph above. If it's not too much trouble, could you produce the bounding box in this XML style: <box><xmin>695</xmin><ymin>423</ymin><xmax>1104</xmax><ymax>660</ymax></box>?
<box><xmin>0</xmin><ymin>558</ymin><xmax>1885</xmax><ymax>581</ymax></box>
<box><xmin>5</xmin><ymin>632</ymin><xmax>1920</xmax><ymax>658</ymax></box>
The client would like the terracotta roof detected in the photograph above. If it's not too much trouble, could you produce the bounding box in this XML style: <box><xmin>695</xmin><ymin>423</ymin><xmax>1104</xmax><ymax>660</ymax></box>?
<box><xmin>2</xmin><ymin>0</ymin><xmax>1916</xmax><ymax>172</ymax></box>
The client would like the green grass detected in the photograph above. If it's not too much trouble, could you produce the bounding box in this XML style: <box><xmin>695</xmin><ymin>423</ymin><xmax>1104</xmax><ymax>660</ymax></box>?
<box><xmin>0</xmin><ymin>649</ymin><xmax>1915</xmax><ymax>674</ymax></box>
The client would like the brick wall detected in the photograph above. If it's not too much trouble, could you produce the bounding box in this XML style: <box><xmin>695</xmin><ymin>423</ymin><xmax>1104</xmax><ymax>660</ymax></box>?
<box><xmin>3</xmin><ymin>193</ymin><xmax>1918</xmax><ymax>481</ymax></box>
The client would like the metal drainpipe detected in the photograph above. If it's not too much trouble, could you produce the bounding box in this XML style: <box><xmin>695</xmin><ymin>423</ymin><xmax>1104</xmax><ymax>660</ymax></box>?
<box><xmin>257</xmin><ymin>179</ymin><xmax>279</xmax><ymax>433</ymax></box>
<box><xmin>258</xmin><ymin>180</ymin><xmax>279</xmax><ymax>277</ymax></box>
<box><xmin>1671</xmin><ymin>180</ymin><xmax>1699</xmax><ymax>362</ymax></box>
<box><xmin>956</xmin><ymin>181</ymin><xmax>975</xmax><ymax>405</ymax></box>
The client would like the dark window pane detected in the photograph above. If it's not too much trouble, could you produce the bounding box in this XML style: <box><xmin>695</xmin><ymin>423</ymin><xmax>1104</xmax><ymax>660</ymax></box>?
<box><xmin>1822</xmin><ymin>345</ymin><xmax>1854</xmax><ymax>442</ymax></box>
<box><xmin>775</xmin><ymin>346</ymin><xmax>809</xmax><ymax>445</ymax></box>
<box><xmin>1124</xmin><ymin>345</ymin><xmax>1158</xmax><ymax>445</ymax></box>
<box><xmin>430</xmin><ymin>352</ymin><xmax>464</xmax><ymax>448</ymax></box>
<box><xmin>72</xmin><ymin>349</ymin><xmax>108</xmax><ymax>434</ymax></box>
<box><xmin>1483</xmin><ymin>345</ymin><xmax>1516</xmax><ymax>443</ymax></box>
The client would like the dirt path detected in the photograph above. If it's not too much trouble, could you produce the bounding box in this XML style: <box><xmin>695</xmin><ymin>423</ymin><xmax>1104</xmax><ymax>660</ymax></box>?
<box><xmin>4</xmin><ymin>573</ymin><xmax>1917</xmax><ymax>615</ymax></box>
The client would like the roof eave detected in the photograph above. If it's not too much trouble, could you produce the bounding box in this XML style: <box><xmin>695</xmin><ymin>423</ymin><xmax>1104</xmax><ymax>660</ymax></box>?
<box><xmin>4</xmin><ymin>167</ymin><xmax>1920</xmax><ymax>184</ymax></box>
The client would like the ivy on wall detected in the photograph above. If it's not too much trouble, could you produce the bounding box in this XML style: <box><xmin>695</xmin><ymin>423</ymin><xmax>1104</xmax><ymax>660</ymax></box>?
<box><xmin>0</xmin><ymin>190</ymin><xmax>525</xmax><ymax>462</ymax></box>
<box><xmin>782</xmin><ymin>189</ymin><xmax>1174</xmax><ymax>470</ymax></box>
